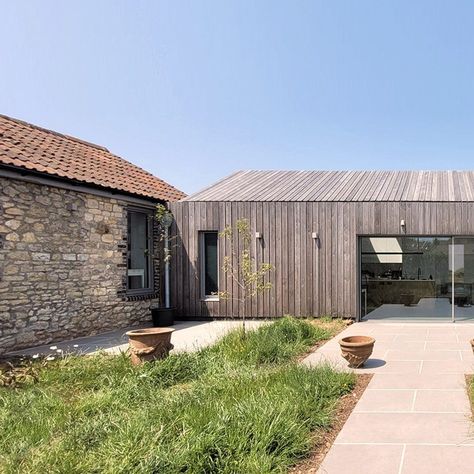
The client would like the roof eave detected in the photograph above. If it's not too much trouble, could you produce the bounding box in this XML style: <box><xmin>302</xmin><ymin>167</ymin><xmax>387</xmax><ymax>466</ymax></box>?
<box><xmin>0</xmin><ymin>163</ymin><xmax>169</xmax><ymax>206</ymax></box>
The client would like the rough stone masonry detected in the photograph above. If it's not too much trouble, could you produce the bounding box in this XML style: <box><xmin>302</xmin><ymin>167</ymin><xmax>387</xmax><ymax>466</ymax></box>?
<box><xmin>0</xmin><ymin>177</ymin><xmax>160</xmax><ymax>354</ymax></box>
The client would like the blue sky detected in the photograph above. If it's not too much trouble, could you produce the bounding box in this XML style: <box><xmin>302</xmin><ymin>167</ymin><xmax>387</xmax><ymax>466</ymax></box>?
<box><xmin>2</xmin><ymin>1</ymin><xmax>474</xmax><ymax>194</ymax></box>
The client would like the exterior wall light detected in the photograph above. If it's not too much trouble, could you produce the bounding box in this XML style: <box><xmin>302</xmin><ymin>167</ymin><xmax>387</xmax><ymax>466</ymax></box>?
<box><xmin>312</xmin><ymin>232</ymin><xmax>321</xmax><ymax>248</ymax></box>
<box><xmin>400</xmin><ymin>219</ymin><xmax>406</xmax><ymax>232</ymax></box>
<box><xmin>255</xmin><ymin>232</ymin><xmax>262</xmax><ymax>239</ymax></box>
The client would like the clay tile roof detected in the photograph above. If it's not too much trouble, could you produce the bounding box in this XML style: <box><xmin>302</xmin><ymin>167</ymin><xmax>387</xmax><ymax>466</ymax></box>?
<box><xmin>0</xmin><ymin>114</ymin><xmax>185</xmax><ymax>202</ymax></box>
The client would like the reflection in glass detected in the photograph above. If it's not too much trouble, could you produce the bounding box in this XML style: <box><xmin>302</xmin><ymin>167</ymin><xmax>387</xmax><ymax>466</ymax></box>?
<box><xmin>201</xmin><ymin>232</ymin><xmax>218</xmax><ymax>297</ymax></box>
<box><xmin>128</xmin><ymin>211</ymin><xmax>151</xmax><ymax>290</ymax></box>
<box><xmin>451</xmin><ymin>238</ymin><xmax>474</xmax><ymax>321</ymax></box>
<box><xmin>361</xmin><ymin>237</ymin><xmax>451</xmax><ymax>320</ymax></box>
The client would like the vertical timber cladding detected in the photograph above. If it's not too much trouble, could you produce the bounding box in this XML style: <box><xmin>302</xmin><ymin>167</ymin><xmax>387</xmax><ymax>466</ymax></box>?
<box><xmin>169</xmin><ymin>201</ymin><xmax>474</xmax><ymax>319</ymax></box>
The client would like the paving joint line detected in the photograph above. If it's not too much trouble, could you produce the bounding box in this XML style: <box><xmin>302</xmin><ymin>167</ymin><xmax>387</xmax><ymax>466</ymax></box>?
<box><xmin>411</xmin><ymin>390</ymin><xmax>417</xmax><ymax>412</ymax></box>
<box><xmin>398</xmin><ymin>444</ymin><xmax>406</xmax><ymax>474</ymax></box>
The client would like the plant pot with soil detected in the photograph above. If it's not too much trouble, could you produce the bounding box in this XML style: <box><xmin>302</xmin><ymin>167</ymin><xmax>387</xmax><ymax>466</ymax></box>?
<box><xmin>151</xmin><ymin>304</ymin><xmax>175</xmax><ymax>327</ymax></box>
<box><xmin>126</xmin><ymin>327</ymin><xmax>174</xmax><ymax>365</ymax></box>
<box><xmin>339</xmin><ymin>335</ymin><xmax>375</xmax><ymax>368</ymax></box>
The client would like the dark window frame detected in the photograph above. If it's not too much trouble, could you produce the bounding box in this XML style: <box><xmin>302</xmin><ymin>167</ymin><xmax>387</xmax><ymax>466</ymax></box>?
<box><xmin>126</xmin><ymin>206</ymin><xmax>154</xmax><ymax>296</ymax></box>
<box><xmin>199</xmin><ymin>231</ymin><xmax>219</xmax><ymax>300</ymax></box>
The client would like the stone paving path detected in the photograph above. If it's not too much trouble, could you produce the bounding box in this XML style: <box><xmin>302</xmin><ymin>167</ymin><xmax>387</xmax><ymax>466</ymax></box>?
<box><xmin>303</xmin><ymin>322</ymin><xmax>474</xmax><ymax>474</ymax></box>
<box><xmin>7</xmin><ymin>320</ymin><xmax>266</xmax><ymax>358</ymax></box>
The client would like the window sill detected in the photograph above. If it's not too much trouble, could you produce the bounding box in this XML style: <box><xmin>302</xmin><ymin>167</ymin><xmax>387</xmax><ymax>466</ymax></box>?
<box><xmin>201</xmin><ymin>296</ymin><xmax>219</xmax><ymax>302</ymax></box>
<box><xmin>127</xmin><ymin>289</ymin><xmax>155</xmax><ymax>295</ymax></box>
<box><xmin>123</xmin><ymin>291</ymin><xmax>158</xmax><ymax>302</ymax></box>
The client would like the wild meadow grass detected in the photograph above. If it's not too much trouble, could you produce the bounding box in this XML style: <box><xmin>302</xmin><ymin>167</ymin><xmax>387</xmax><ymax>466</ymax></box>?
<box><xmin>469</xmin><ymin>376</ymin><xmax>474</xmax><ymax>416</ymax></box>
<box><xmin>0</xmin><ymin>317</ymin><xmax>354</xmax><ymax>474</ymax></box>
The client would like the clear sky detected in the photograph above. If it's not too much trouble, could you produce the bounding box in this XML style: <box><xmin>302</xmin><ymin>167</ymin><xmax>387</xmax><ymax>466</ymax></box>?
<box><xmin>2</xmin><ymin>1</ymin><xmax>474</xmax><ymax>195</ymax></box>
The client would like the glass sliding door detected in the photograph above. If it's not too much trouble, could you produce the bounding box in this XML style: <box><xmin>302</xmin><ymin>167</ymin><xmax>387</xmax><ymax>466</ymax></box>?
<box><xmin>360</xmin><ymin>236</ymin><xmax>452</xmax><ymax>321</ymax></box>
<box><xmin>451</xmin><ymin>238</ymin><xmax>474</xmax><ymax>321</ymax></box>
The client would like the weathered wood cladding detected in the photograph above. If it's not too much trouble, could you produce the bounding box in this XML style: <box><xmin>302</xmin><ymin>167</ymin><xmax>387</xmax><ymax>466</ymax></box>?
<box><xmin>184</xmin><ymin>171</ymin><xmax>474</xmax><ymax>202</ymax></box>
<box><xmin>169</xmin><ymin>201</ymin><xmax>474</xmax><ymax>319</ymax></box>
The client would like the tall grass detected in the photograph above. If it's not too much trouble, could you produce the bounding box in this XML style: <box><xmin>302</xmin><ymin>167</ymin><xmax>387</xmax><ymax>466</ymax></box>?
<box><xmin>0</xmin><ymin>317</ymin><xmax>353</xmax><ymax>474</ymax></box>
<box><xmin>469</xmin><ymin>376</ymin><xmax>474</xmax><ymax>418</ymax></box>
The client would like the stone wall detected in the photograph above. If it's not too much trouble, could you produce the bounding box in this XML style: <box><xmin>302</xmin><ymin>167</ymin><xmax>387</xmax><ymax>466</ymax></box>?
<box><xmin>0</xmin><ymin>176</ymin><xmax>160</xmax><ymax>354</ymax></box>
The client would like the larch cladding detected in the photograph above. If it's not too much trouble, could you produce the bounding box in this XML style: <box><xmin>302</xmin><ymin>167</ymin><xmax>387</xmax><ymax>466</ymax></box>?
<box><xmin>0</xmin><ymin>177</ymin><xmax>158</xmax><ymax>354</ymax></box>
<box><xmin>169</xmin><ymin>200</ymin><xmax>474</xmax><ymax>320</ymax></box>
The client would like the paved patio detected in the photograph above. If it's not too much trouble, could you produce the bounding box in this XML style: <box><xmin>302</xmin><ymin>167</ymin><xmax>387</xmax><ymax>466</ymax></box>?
<box><xmin>304</xmin><ymin>321</ymin><xmax>474</xmax><ymax>474</ymax></box>
<box><xmin>7</xmin><ymin>320</ymin><xmax>266</xmax><ymax>358</ymax></box>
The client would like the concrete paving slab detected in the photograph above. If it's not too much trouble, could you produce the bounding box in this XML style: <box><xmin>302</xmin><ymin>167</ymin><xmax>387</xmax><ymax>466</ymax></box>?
<box><xmin>317</xmin><ymin>444</ymin><xmax>404</xmax><ymax>474</ymax></box>
<box><xmin>425</xmin><ymin>341</ymin><xmax>467</xmax><ymax>350</ymax></box>
<box><xmin>373</xmin><ymin>360</ymin><xmax>422</xmax><ymax>374</ymax></box>
<box><xmin>402</xmin><ymin>445</ymin><xmax>474</xmax><ymax>474</ymax></box>
<box><xmin>425</xmin><ymin>333</ymin><xmax>460</xmax><ymax>342</ymax></box>
<box><xmin>354</xmin><ymin>389</ymin><xmax>415</xmax><ymax>412</ymax></box>
<box><xmin>413</xmin><ymin>389</ymin><xmax>471</xmax><ymax>413</ymax></box>
<box><xmin>385</xmin><ymin>349</ymin><xmax>462</xmax><ymax>361</ymax></box>
<box><xmin>368</xmin><ymin>373</ymin><xmax>466</xmax><ymax>390</ymax></box>
<box><xmin>386</xmin><ymin>341</ymin><xmax>426</xmax><ymax>351</ymax></box>
<box><xmin>428</xmin><ymin>327</ymin><xmax>458</xmax><ymax>334</ymax></box>
<box><xmin>395</xmin><ymin>334</ymin><xmax>433</xmax><ymax>342</ymax></box>
<box><xmin>460</xmin><ymin>350</ymin><xmax>474</xmax><ymax>361</ymax></box>
<box><xmin>335</xmin><ymin>412</ymin><xmax>473</xmax><ymax>444</ymax></box>
<box><xmin>362</xmin><ymin>334</ymin><xmax>398</xmax><ymax>343</ymax></box>
<box><xmin>304</xmin><ymin>321</ymin><xmax>474</xmax><ymax>473</ymax></box>
<box><xmin>421</xmin><ymin>360</ymin><xmax>472</xmax><ymax>374</ymax></box>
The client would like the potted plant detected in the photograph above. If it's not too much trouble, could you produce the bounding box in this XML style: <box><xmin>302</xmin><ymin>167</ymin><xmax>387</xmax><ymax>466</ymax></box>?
<box><xmin>339</xmin><ymin>335</ymin><xmax>375</xmax><ymax>368</ymax></box>
<box><xmin>151</xmin><ymin>204</ymin><xmax>176</xmax><ymax>327</ymax></box>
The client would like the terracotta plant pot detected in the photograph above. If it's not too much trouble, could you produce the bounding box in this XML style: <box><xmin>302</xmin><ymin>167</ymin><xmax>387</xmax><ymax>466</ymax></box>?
<box><xmin>339</xmin><ymin>335</ymin><xmax>375</xmax><ymax>368</ymax></box>
<box><xmin>400</xmin><ymin>293</ymin><xmax>416</xmax><ymax>306</ymax></box>
<box><xmin>126</xmin><ymin>328</ymin><xmax>175</xmax><ymax>365</ymax></box>
<box><xmin>470</xmin><ymin>339</ymin><xmax>474</xmax><ymax>355</ymax></box>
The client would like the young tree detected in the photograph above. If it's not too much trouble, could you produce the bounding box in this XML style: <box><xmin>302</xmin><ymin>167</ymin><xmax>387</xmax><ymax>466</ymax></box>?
<box><xmin>155</xmin><ymin>204</ymin><xmax>174</xmax><ymax>308</ymax></box>
<box><xmin>219</xmin><ymin>218</ymin><xmax>274</xmax><ymax>335</ymax></box>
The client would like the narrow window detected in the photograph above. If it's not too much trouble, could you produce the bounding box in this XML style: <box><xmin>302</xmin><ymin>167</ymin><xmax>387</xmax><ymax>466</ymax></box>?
<box><xmin>127</xmin><ymin>209</ymin><xmax>153</xmax><ymax>292</ymax></box>
<box><xmin>200</xmin><ymin>231</ymin><xmax>218</xmax><ymax>299</ymax></box>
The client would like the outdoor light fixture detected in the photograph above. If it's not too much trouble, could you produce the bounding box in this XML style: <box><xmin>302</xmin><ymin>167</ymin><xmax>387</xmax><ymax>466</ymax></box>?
<box><xmin>312</xmin><ymin>232</ymin><xmax>321</xmax><ymax>247</ymax></box>
<box><xmin>400</xmin><ymin>219</ymin><xmax>406</xmax><ymax>231</ymax></box>
<box><xmin>255</xmin><ymin>232</ymin><xmax>262</xmax><ymax>239</ymax></box>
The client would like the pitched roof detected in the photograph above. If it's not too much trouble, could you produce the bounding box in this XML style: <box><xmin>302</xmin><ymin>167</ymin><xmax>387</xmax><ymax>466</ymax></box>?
<box><xmin>0</xmin><ymin>114</ymin><xmax>185</xmax><ymax>201</ymax></box>
<box><xmin>183</xmin><ymin>170</ymin><xmax>474</xmax><ymax>202</ymax></box>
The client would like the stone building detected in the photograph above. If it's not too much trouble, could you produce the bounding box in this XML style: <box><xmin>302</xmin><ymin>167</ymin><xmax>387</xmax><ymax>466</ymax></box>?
<box><xmin>0</xmin><ymin>114</ymin><xmax>184</xmax><ymax>354</ymax></box>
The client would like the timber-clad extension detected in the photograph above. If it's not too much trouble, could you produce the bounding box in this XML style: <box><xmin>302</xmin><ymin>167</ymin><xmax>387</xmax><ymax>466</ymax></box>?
<box><xmin>170</xmin><ymin>170</ymin><xmax>474</xmax><ymax>321</ymax></box>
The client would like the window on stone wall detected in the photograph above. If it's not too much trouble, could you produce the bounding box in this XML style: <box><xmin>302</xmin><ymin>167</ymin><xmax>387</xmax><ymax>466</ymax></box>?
<box><xmin>127</xmin><ymin>209</ymin><xmax>153</xmax><ymax>293</ymax></box>
<box><xmin>199</xmin><ymin>231</ymin><xmax>219</xmax><ymax>299</ymax></box>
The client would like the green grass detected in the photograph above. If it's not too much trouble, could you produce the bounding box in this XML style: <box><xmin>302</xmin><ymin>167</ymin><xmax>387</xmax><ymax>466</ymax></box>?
<box><xmin>0</xmin><ymin>317</ymin><xmax>354</xmax><ymax>474</ymax></box>
<box><xmin>468</xmin><ymin>376</ymin><xmax>474</xmax><ymax>417</ymax></box>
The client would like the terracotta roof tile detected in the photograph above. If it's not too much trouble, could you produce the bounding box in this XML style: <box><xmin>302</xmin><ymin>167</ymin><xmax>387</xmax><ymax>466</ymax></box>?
<box><xmin>0</xmin><ymin>114</ymin><xmax>185</xmax><ymax>201</ymax></box>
